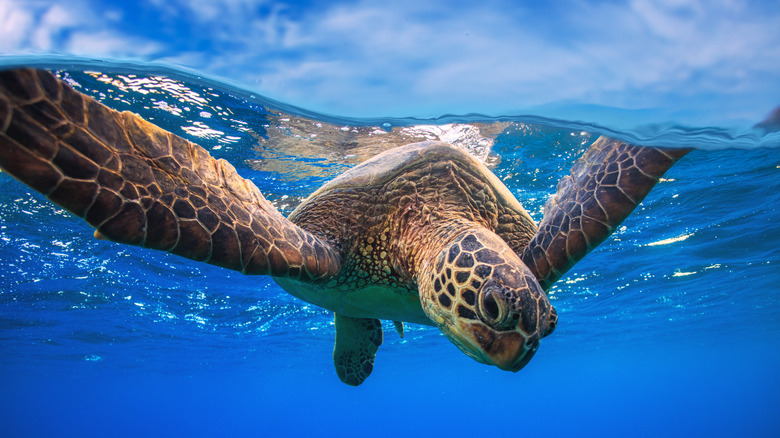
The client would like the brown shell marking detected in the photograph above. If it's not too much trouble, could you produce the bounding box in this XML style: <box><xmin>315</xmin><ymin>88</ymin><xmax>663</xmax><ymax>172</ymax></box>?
<box><xmin>288</xmin><ymin>141</ymin><xmax>539</xmax><ymax>292</ymax></box>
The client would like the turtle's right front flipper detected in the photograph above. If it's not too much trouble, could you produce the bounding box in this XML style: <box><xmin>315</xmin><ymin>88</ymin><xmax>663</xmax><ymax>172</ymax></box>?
<box><xmin>0</xmin><ymin>68</ymin><xmax>340</xmax><ymax>282</ymax></box>
<box><xmin>520</xmin><ymin>137</ymin><xmax>690</xmax><ymax>290</ymax></box>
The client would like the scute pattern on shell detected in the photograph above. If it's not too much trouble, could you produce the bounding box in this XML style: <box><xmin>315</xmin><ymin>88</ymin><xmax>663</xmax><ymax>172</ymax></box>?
<box><xmin>289</xmin><ymin>142</ymin><xmax>539</xmax><ymax>292</ymax></box>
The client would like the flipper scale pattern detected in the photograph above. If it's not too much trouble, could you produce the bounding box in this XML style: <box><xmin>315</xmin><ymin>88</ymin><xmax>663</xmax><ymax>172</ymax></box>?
<box><xmin>521</xmin><ymin>137</ymin><xmax>690</xmax><ymax>290</ymax></box>
<box><xmin>0</xmin><ymin>68</ymin><xmax>341</xmax><ymax>282</ymax></box>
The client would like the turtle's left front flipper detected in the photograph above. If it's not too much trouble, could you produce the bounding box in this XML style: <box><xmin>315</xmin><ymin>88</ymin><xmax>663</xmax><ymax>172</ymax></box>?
<box><xmin>0</xmin><ymin>68</ymin><xmax>341</xmax><ymax>282</ymax></box>
<box><xmin>520</xmin><ymin>137</ymin><xmax>690</xmax><ymax>290</ymax></box>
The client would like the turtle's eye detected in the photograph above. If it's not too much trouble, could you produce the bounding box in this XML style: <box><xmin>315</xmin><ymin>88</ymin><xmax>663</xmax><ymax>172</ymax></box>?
<box><xmin>477</xmin><ymin>287</ymin><xmax>514</xmax><ymax>330</ymax></box>
<box><xmin>482</xmin><ymin>291</ymin><xmax>500</xmax><ymax>320</ymax></box>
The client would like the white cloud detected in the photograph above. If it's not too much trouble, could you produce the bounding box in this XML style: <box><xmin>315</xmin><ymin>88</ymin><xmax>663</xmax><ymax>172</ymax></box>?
<box><xmin>64</xmin><ymin>30</ymin><xmax>163</xmax><ymax>58</ymax></box>
<box><xmin>147</xmin><ymin>0</ymin><xmax>272</xmax><ymax>22</ymax></box>
<box><xmin>0</xmin><ymin>0</ymin><xmax>163</xmax><ymax>57</ymax></box>
<box><xmin>0</xmin><ymin>0</ymin><xmax>34</xmax><ymax>51</ymax></box>
<box><xmin>31</xmin><ymin>4</ymin><xmax>78</xmax><ymax>50</ymax></box>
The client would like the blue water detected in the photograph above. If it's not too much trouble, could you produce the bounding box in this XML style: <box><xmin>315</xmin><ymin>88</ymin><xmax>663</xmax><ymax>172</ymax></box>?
<box><xmin>0</xmin><ymin>69</ymin><xmax>778</xmax><ymax>437</ymax></box>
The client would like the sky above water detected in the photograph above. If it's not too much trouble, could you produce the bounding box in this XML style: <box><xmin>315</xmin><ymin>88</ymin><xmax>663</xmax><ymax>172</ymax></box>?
<box><xmin>1</xmin><ymin>0</ymin><xmax>779</xmax><ymax>129</ymax></box>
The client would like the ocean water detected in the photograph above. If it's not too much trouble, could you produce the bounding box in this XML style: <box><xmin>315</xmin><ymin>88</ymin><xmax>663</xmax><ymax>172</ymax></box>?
<box><xmin>0</xmin><ymin>67</ymin><xmax>778</xmax><ymax>437</ymax></box>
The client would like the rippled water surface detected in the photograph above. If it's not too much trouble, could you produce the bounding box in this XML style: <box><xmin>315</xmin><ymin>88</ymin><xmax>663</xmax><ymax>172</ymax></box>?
<box><xmin>0</xmin><ymin>69</ymin><xmax>778</xmax><ymax>437</ymax></box>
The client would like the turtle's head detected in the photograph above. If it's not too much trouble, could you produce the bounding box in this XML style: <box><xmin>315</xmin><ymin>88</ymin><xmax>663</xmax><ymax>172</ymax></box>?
<box><xmin>420</xmin><ymin>230</ymin><xmax>557</xmax><ymax>372</ymax></box>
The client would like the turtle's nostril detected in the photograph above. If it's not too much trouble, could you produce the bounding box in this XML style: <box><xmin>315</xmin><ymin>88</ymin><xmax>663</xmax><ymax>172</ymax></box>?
<box><xmin>542</xmin><ymin>306</ymin><xmax>557</xmax><ymax>338</ymax></box>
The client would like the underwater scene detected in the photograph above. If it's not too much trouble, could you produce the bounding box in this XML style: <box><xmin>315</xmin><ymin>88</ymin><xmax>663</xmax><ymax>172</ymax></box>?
<box><xmin>0</xmin><ymin>66</ymin><xmax>777</xmax><ymax>437</ymax></box>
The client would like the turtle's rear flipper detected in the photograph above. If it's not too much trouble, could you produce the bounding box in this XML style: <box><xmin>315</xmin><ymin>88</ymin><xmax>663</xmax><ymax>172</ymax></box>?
<box><xmin>0</xmin><ymin>68</ymin><xmax>340</xmax><ymax>282</ymax></box>
<box><xmin>333</xmin><ymin>314</ymin><xmax>383</xmax><ymax>386</ymax></box>
<box><xmin>520</xmin><ymin>137</ymin><xmax>690</xmax><ymax>290</ymax></box>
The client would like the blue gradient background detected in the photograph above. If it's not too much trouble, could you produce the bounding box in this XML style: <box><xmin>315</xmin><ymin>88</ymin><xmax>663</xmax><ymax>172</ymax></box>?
<box><xmin>0</xmin><ymin>2</ymin><xmax>779</xmax><ymax>437</ymax></box>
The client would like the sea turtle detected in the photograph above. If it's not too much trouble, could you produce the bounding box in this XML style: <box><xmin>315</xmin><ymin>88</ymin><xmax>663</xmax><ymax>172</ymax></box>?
<box><xmin>0</xmin><ymin>68</ymin><xmax>689</xmax><ymax>385</ymax></box>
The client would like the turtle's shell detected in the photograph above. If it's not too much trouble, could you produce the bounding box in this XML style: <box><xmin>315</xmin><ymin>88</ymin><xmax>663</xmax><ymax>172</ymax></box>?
<box><xmin>298</xmin><ymin>141</ymin><xmax>531</xmax><ymax>225</ymax></box>
<box><xmin>290</xmin><ymin>141</ymin><xmax>538</xmax><ymax>259</ymax></box>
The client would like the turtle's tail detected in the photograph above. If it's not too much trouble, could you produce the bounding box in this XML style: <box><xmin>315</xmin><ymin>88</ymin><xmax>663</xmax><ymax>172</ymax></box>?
<box><xmin>0</xmin><ymin>68</ymin><xmax>340</xmax><ymax>281</ymax></box>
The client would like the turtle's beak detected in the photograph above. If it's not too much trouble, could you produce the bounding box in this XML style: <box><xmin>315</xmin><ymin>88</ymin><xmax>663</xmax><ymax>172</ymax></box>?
<box><xmin>478</xmin><ymin>327</ymin><xmax>540</xmax><ymax>372</ymax></box>
<box><xmin>455</xmin><ymin>322</ymin><xmax>537</xmax><ymax>372</ymax></box>
<box><xmin>460</xmin><ymin>304</ymin><xmax>556</xmax><ymax>372</ymax></box>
